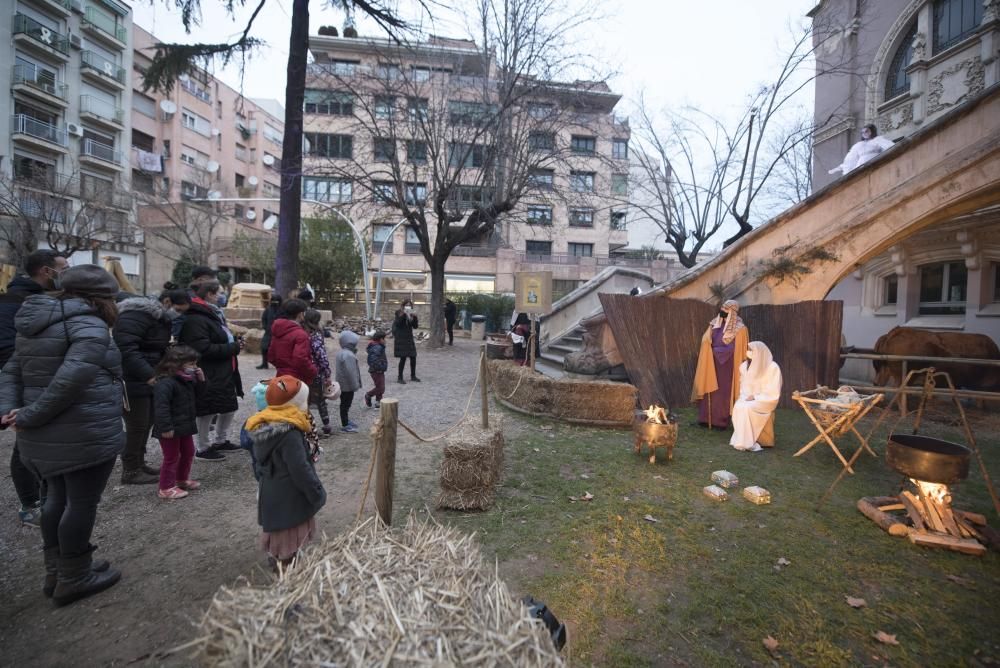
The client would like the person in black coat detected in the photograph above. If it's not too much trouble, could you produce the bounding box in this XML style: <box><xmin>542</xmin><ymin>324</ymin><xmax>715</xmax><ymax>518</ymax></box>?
<box><xmin>113</xmin><ymin>296</ymin><xmax>176</xmax><ymax>484</ymax></box>
<box><xmin>392</xmin><ymin>298</ymin><xmax>419</xmax><ymax>383</ymax></box>
<box><xmin>178</xmin><ymin>279</ymin><xmax>243</xmax><ymax>461</ymax></box>
<box><xmin>444</xmin><ymin>299</ymin><xmax>457</xmax><ymax>346</ymax></box>
<box><xmin>0</xmin><ymin>249</ymin><xmax>67</xmax><ymax>527</ymax></box>
<box><xmin>258</xmin><ymin>294</ymin><xmax>282</xmax><ymax>369</ymax></box>
<box><xmin>150</xmin><ymin>345</ymin><xmax>205</xmax><ymax>499</ymax></box>
<box><xmin>0</xmin><ymin>265</ymin><xmax>125</xmax><ymax>606</ymax></box>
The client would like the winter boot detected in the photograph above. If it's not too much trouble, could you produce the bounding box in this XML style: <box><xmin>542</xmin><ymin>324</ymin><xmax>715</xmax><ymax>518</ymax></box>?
<box><xmin>52</xmin><ymin>549</ymin><xmax>121</xmax><ymax>606</ymax></box>
<box><xmin>44</xmin><ymin>545</ymin><xmax>110</xmax><ymax>597</ymax></box>
<box><xmin>397</xmin><ymin>375</ymin><xmax>406</xmax><ymax>384</ymax></box>
<box><xmin>141</xmin><ymin>463</ymin><xmax>161</xmax><ymax>476</ymax></box>
<box><xmin>121</xmin><ymin>468</ymin><xmax>159</xmax><ymax>485</ymax></box>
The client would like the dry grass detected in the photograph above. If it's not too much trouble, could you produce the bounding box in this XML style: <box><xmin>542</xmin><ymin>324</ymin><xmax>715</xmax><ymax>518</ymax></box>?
<box><xmin>438</xmin><ymin>417</ymin><xmax>506</xmax><ymax>511</ymax></box>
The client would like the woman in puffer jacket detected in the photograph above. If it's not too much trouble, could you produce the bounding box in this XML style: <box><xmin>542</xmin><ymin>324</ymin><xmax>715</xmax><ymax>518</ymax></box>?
<box><xmin>0</xmin><ymin>265</ymin><xmax>125</xmax><ymax>606</ymax></box>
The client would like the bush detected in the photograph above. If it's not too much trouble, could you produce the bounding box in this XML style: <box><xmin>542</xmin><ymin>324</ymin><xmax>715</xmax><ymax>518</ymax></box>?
<box><xmin>465</xmin><ymin>293</ymin><xmax>515</xmax><ymax>333</ymax></box>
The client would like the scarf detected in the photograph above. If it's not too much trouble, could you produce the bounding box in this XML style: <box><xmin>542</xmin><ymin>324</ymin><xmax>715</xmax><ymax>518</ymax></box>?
<box><xmin>245</xmin><ymin>404</ymin><xmax>312</xmax><ymax>434</ymax></box>
<box><xmin>711</xmin><ymin>299</ymin><xmax>746</xmax><ymax>345</ymax></box>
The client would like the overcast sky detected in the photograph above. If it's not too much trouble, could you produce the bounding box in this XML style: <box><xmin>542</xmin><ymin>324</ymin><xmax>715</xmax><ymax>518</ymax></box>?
<box><xmin>132</xmin><ymin>0</ymin><xmax>818</xmax><ymax>249</ymax></box>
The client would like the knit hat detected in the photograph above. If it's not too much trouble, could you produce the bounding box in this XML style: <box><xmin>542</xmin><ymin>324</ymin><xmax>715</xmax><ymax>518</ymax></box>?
<box><xmin>59</xmin><ymin>265</ymin><xmax>120</xmax><ymax>299</ymax></box>
<box><xmin>265</xmin><ymin>375</ymin><xmax>310</xmax><ymax>412</ymax></box>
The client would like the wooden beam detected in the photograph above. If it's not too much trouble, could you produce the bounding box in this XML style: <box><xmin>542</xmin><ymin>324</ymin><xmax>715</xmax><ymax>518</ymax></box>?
<box><xmin>375</xmin><ymin>398</ymin><xmax>398</xmax><ymax>527</ymax></box>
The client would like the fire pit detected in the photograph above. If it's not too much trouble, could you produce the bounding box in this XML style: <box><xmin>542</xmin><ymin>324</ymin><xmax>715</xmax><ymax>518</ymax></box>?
<box><xmin>633</xmin><ymin>406</ymin><xmax>677</xmax><ymax>464</ymax></box>
<box><xmin>886</xmin><ymin>433</ymin><xmax>970</xmax><ymax>484</ymax></box>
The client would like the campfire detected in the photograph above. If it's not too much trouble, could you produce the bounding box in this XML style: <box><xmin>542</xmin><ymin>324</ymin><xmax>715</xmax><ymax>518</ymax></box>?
<box><xmin>858</xmin><ymin>434</ymin><xmax>992</xmax><ymax>556</ymax></box>
<box><xmin>634</xmin><ymin>405</ymin><xmax>678</xmax><ymax>464</ymax></box>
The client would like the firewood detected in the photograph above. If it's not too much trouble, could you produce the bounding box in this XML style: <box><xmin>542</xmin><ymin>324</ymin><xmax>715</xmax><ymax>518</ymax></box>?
<box><xmin>908</xmin><ymin>531</ymin><xmax>986</xmax><ymax>556</ymax></box>
<box><xmin>938</xmin><ymin>506</ymin><xmax>964</xmax><ymax>538</ymax></box>
<box><xmin>899</xmin><ymin>492</ymin><xmax>927</xmax><ymax>532</ymax></box>
<box><xmin>954</xmin><ymin>517</ymin><xmax>977</xmax><ymax>539</ymax></box>
<box><xmin>920</xmin><ymin>496</ymin><xmax>947</xmax><ymax>534</ymax></box>
<box><xmin>877</xmin><ymin>503</ymin><xmax>905</xmax><ymax>512</ymax></box>
<box><xmin>857</xmin><ymin>497</ymin><xmax>910</xmax><ymax>536</ymax></box>
<box><xmin>954</xmin><ymin>510</ymin><xmax>987</xmax><ymax>526</ymax></box>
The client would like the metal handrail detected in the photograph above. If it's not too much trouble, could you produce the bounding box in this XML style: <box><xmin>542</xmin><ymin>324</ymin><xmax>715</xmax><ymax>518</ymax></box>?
<box><xmin>80</xmin><ymin>95</ymin><xmax>123</xmax><ymax>124</ymax></box>
<box><xmin>841</xmin><ymin>352</ymin><xmax>1000</xmax><ymax>367</ymax></box>
<box><xmin>11</xmin><ymin>114</ymin><xmax>67</xmax><ymax>146</ymax></box>
<box><xmin>12</xmin><ymin>14</ymin><xmax>69</xmax><ymax>54</ymax></box>
<box><xmin>81</xmin><ymin>138</ymin><xmax>121</xmax><ymax>165</ymax></box>
<box><xmin>12</xmin><ymin>63</ymin><xmax>67</xmax><ymax>98</ymax></box>
<box><xmin>83</xmin><ymin>6</ymin><xmax>126</xmax><ymax>43</ymax></box>
<box><xmin>81</xmin><ymin>50</ymin><xmax>126</xmax><ymax>83</ymax></box>
<box><xmin>839</xmin><ymin>351</ymin><xmax>1000</xmax><ymax>403</ymax></box>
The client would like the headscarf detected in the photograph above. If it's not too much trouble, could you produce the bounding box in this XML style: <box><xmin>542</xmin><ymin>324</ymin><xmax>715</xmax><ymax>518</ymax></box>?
<box><xmin>711</xmin><ymin>299</ymin><xmax>746</xmax><ymax>345</ymax></box>
<box><xmin>742</xmin><ymin>341</ymin><xmax>775</xmax><ymax>388</ymax></box>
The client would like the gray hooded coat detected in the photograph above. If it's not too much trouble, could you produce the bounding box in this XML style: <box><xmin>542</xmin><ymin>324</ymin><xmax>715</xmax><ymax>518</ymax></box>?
<box><xmin>248</xmin><ymin>421</ymin><xmax>326</xmax><ymax>532</ymax></box>
<box><xmin>0</xmin><ymin>295</ymin><xmax>125</xmax><ymax>478</ymax></box>
<box><xmin>335</xmin><ymin>330</ymin><xmax>362</xmax><ymax>392</ymax></box>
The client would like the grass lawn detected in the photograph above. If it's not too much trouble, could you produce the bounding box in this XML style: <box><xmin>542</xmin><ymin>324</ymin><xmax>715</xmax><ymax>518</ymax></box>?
<box><xmin>425</xmin><ymin>406</ymin><xmax>1000</xmax><ymax>666</ymax></box>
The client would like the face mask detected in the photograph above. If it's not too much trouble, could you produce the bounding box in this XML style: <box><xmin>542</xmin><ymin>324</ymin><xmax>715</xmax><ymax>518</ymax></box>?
<box><xmin>404</xmin><ymin>306</ymin><xmax>412</xmax><ymax>314</ymax></box>
<box><xmin>51</xmin><ymin>269</ymin><xmax>64</xmax><ymax>290</ymax></box>
<box><xmin>178</xmin><ymin>367</ymin><xmax>197</xmax><ymax>381</ymax></box>
<box><xmin>718</xmin><ymin>311</ymin><xmax>728</xmax><ymax>320</ymax></box>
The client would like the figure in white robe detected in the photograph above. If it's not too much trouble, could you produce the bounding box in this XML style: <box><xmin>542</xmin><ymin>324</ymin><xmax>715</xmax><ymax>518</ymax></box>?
<box><xmin>828</xmin><ymin>124</ymin><xmax>895</xmax><ymax>175</ymax></box>
<box><xmin>730</xmin><ymin>341</ymin><xmax>782</xmax><ymax>452</ymax></box>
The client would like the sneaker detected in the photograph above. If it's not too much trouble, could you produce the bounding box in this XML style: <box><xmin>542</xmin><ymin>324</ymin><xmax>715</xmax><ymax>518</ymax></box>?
<box><xmin>341</xmin><ymin>424</ymin><xmax>359</xmax><ymax>433</ymax></box>
<box><xmin>158</xmin><ymin>487</ymin><xmax>189</xmax><ymax>500</ymax></box>
<box><xmin>18</xmin><ymin>503</ymin><xmax>42</xmax><ymax>528</ymax></box>
<box><xmin>347</xmin><ymin>420</ymin><xmax>358</xmax><ymax>429</ymax></box>
<box><xmin>373</xmin><ymin>401</ymin><xmax>381</xmax><ymax>408</ymax></box>
<box><xmin>364</xmin><ymin>395</ymin><xmax>372</xmax><ymax>408</ymax></box>
<box><xmin>177</xmin><ymin>480</ymin><xmax>201</xmax><ymax>490</ymax></box>
<box><xmin>212</xmin><ymin>441</ymin><xmax>241</xmax><ymax>451</ymax></box>
<box><xmin>397</xmin><ymin>377</ymin><xmax>406</xmax><ymax>384</ymax></box>
<box><xmin>195</xmin><ymin>449</ymin><xmax>226</xmax><ymax>462</ymax></box>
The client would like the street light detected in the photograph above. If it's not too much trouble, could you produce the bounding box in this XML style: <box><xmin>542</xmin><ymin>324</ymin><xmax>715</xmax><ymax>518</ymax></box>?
<box><xmin>373</xmin><ymin>217</ymin><xmax>408</xmax><ymax>321</ymax></box>
<box><xmin>192</xmin><ymin>197</ymin><xmax>372</xmax><ymax>320</ymax></box>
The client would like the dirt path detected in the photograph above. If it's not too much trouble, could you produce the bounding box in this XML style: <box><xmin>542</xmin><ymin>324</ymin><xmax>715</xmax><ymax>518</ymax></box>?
<box><xmin>0</xmin><ymin>334</ymin><xmax>486</xmax><ymax>666</ymax></box>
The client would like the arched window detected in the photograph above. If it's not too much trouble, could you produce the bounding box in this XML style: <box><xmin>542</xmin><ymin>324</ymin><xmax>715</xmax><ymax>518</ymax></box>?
<box><xmin>933</xmin><ymin>0</ymin><xmax>984</xmax><ymax>52</ymax></box>
<box><xmin>885</xmin><ymin>22</ymin><xmax>917</xmax><ymax>101</ymax></box>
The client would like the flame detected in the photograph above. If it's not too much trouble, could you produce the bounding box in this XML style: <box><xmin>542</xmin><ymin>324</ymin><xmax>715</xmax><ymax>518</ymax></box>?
<box><xmin>644</xmin><ymin>405</ymin><xmax>669</xmax><ymax>425</ymax></box>
<box><xmin>911</xmin><ymin>479</ymin><xmax>950</xmax><ymax>505</ymax></box>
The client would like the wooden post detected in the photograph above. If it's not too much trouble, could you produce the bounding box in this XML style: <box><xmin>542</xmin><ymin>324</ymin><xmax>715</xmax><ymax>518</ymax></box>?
<box><xmin>900</xmin><ymin>360</ymin><xmax>908</xmax><ymax>416</ymax></box>
<box><xmin>375</xmin><ymin>398</ymin><xmax>398</xmax><ymax>526</ymax></box>
<box><xmin>529</xmin><ymin>316</ymin><xmax>536</xmax><ymax>372</ymax></box>
<box><xmin>480</xmin><ymin>344</ymin><xmax>489</xmax><ymax>429</ymax></box>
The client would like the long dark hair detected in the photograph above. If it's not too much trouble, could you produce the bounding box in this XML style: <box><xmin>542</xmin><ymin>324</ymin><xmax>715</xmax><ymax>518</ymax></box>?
<box><xmin>302</xmin><ymin>308</ymin><xmax>323</xmax><ymax>334</ymax></box>
<box><xmin>150</xmin><ymin>345</ymin><xmax>199</xmax><ymax>383</ymax></box>
<box><xmin>59</xmin><ymin>293</ymin><xmax>118</xmax><ymax>327</ymax></box>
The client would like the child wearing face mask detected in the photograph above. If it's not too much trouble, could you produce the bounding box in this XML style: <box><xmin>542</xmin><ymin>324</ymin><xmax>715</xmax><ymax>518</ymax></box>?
<box><xmin>150</xmin><ymin>345</ymin><xmax>206</xmax><ymax>499</ymax></box>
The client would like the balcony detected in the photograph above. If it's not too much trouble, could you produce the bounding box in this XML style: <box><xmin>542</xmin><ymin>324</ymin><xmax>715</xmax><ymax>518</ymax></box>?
<box><xmin>80</xmin><ymin>138</ymin><xmax>122</xmax><ymax>170</ymax></box>
<box><xmin>30</xmin><ymin>0</ymin><xmax>72</xmax><ymax>14</ymax></box>
<box><xmin>11</xmin><ymin>114</ymin><xmax>68</xmax><ymax>152</ymax></box>
<box><xmin>11</xmin><ymin>63</ymin><xmax>68</xmax><ymax>107</ymax></box>
<box><xmin>81</xmin><ymin>6</ymin><xmax>127</xmax><ymax>49</ymax></box>
<box><xmin>452</xmin><ymin>243</ymin><xmax>501</xmax><ymax>257</ymax></box>
<box><xmin>82</xmin><ymin>184</ymin><xmax>132</xmax><ymax>210</ymax></box>
<box><xmin>12</xmin><ymin>14</ymin><xmax>70</xmax><ymax>59</ymax></box>
<box><xmin>81</xmin><ymin>50</ymin><xmax>126</xmax><ymax>89</ymax></box>
<box><xmin>80</xmin><ymin>95</ymin><xmax>124</xmax><ymax>129</ymax></box>
<box><xmin>13</xmin><ymin>169</ymin><xmax>79</xmax><ymax>197</ymax></box>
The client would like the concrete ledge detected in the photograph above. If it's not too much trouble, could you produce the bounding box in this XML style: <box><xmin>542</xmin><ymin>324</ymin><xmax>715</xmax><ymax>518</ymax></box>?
<box><xmin>488</xmin><ymin>360</ymin><xmax>636</xmax><ymax>427</ymax></box>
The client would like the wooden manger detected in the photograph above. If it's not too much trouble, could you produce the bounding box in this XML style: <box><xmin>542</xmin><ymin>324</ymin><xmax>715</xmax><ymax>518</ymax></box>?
<box><xmin>792</xmin><ymin>386</ymin><xmax>883</xmax><ymax>474</ymax></box>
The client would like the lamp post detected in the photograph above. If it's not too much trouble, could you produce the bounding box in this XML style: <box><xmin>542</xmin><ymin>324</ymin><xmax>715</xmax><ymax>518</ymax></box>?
<box><xmin>373</xmin><ymin>217</ymin><xmax>408</xmax><ymax>321</ymax></box>
<box><xmin>194</xmin><ymin>196</ymin><xmax>372</xmax><ymax>320</ymax></box>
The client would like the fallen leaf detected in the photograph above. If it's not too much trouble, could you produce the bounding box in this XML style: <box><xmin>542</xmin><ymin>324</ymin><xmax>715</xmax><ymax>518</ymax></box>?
<box><xmin>568</xmin><ymin>496</ymin><xmax>578</xmax><ymax>502</ymax></box>
<box><xmin>644</xmin><ymin>514</ymin><xmax>660</xmax><ymax>523</ymax></box>
<box><xmin>582</xmin><ymin>491</ymin><xmax>594</xmax><ymax>501</ymax></box>
<box><xmin>763</xmin><ymin>636</ymin><xmax>779</xmax><ymax>654</ymax></box>
<box><xmin>540</xmin><ymin>425</ymin><xmax>553</xmax><ymax>430</ymax></box>
<box><xmin>623</xmin><ymin>496</ymin><xmax>631</xmax><ymax>502</ymax></box>
<box><xmin>945</xmin><ymin>574</ymin><xmax>976</xmax><ymax>589</ymax></box>
<box><xmin>580</xmin><ymin>474</ymin><xmax>590</xmax><ymax>479</ymax></box>
<box><xmin>846</xmin><ymin>596</ymin><xmax>867</xmax><ymax>608</ymax></box>
<box><xmin>777</xmin><ymin>557</ymin><xmax>791</xmax><ymax>567</ymax></box>
<box><xmin>873</xmin><ymin>631</ymin><xmax>899</xmax><ymax>646</ymax></box>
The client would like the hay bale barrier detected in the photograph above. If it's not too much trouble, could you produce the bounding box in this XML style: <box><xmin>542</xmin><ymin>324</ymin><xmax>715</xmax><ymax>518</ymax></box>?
<box><xmin>488</xmin><ymin>360</ymin><xmax>636</xmax><ymax>427</ymax></box>
<box><xmin>437</xmin><ymin>416</ymin><xmax>506</xmax><ymax>511</ymax></box>
<box><xmin>192</xmin><ymin>516</ymin><xmax>562</xmax><ymax>667</ymax></box>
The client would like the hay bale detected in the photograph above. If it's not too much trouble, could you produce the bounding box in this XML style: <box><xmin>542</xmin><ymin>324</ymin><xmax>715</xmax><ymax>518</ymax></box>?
<box><xmin>192</xmin><ymin>515</ymin><xmax>562</xmax><ymax>667</ymax></box>
<box><xmin>437</xmin><ymin>416</ymin><xmax>505</xmax><ymax>511</ymax></box>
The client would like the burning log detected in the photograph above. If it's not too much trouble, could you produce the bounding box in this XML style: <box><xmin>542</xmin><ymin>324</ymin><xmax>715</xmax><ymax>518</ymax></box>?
<box><xmin>857</xmin><ymin>497</ymin><xmax>910</xmax><ymax>536</ymax></box>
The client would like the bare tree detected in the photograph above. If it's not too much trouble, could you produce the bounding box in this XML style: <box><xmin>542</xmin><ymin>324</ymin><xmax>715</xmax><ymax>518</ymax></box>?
<box><xmin>0</xmin><ymin>168</ymin><xmax>134</xmax><ymax>268</ymax></box>
<box><xmin>764</xmin><ymin>110</ymin><xmax>814</xmax><ymax>211</ymax></box>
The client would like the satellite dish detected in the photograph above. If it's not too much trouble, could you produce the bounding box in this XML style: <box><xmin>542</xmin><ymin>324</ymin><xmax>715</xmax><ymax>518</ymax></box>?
<box><xmin>206</xmin><ymin>160</ymin><xmax>220</xmax><ymax>173</ymax></box>
<box><xmin>211</xmin><ymin>128</ymin><xmax>221</xmax><ymax>136</ymax></box>
<box><xmin>178</xmin><ymin>73</ymin><xmax>190</xmax><ymax>83</ymax></box>
<box><xmin>247</xmin><ymin>175</ymin><xmax>259</xmax><ymax>185</ymax></box>
<box><xmin>263</xmin><ymin>216</ymin><xmax>277</xmax><ymax>231</ymax></box>
<box><xmin>262</xmin><ymin>154</ymin><xmax>275</xmax><ymax>166</ymax></box>
<box><xmin>245</xmin><ymin>209</ymin><xmax>256</xmax><ymax>220</ymax></box>
<box><xmin>159</xmin><ymin>100</ymin><xmax>176</xmax><ymax>114</ymax></box>
<box><xmin>207</xmin><ymin>190</ymin><xmax>221</xmax><ymax>200</ymax></box>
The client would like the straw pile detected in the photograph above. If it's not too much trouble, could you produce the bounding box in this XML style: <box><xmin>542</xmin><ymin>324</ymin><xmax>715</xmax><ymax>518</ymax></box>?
<box><xmin>192</xmin><ymin>515</ymin><xmax>562</xmax><ymax>667</ymax></box>
<box><xmin>437</xmin><ymin>416</ymin><xmax>505</xmax><ymax>511</ymax></box>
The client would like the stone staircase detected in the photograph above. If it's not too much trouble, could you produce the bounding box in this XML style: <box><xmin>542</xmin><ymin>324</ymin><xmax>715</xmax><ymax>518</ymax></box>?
<box><xmin>535</xmin><ymin>326</ymin><xmax>585</xmax><ymax>378</ymax></box>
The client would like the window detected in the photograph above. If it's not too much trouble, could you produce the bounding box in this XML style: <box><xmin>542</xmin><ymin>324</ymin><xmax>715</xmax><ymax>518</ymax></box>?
<box><xmin>303</xmin><ymin>133</ymin><xmax>353</xmax><ymax>158</ymax></box>
<box><xmin>568</xmin><ymin>242</ymin><xmax>594</xmax><ymax>258</ymax></box>
<box><xmin>162</xmin><ymin>140</ymin><xmax>171</xmax><ymax>158</ymax></box>
<box><xmin>610</xmin><ymin>211</ymin><xmax>627</xmax><ymax>230</ymax></box>
<box><xmin>373</xmin><ymin>181</ymin><xmax>426</xmax><ymax>204</ymax></box>
<box><xmin>883</xmin><ymin>273</ymin><xmax>899</xmax><ymax>306</ymax></box>
<box><xmin>378</xmin><ymin>63</ymin><xmax>403</xmax><ymax>80</ymax></box>
<box><xmin>374</xmin><ymin>96</ymin><xmax>395</xmax><ymax>119</ymax></box>
<box><xmin>529</xmin><ymin>132</ymin><xmax>555</xmax><ymax>151</ymax></box>
<box><xmin>262</xmin><ymin>181</ymin><xmax>280</xmax><ymax>197</ymax></box>
<box><xmin>180</xmin><ymin>148</ymin><xmax>196</xmax><ymax>166</ymax></box>
<box><xmin>131</xmin><ymin>129</ymin><xmax>155</xmax><ymax>152</ymax></box>
<box><xmin>373</xmin><ymin>224</ymin><xmax>394</xmax><ymax>253</ymax></box>
<box><xmin>329</xmin><ymin>59</ymin><xmax>359</xmax><ymax>76</ymax></box>
<box><xmin>449</xmin><ymin>186</ymin><xmax>490</xmax><ymax>208</ymax></box>
<box><xmin>405</xmin><ymin>228</ymin><xmax>421</xmax><ymax>254</ymax></box>
<box><xmin>132</xmin><ymin>170</ymin><xmax>155</xmax><ymax>194</ymax></box>
<box><xmin>612</xmin><ymin>138</ymin><xmax>629</xmax><ymax>160</ymax></box>
<box><xmin>526</xmin><ymin>240</ymin><xmax>552</xmax><ymax>256</ymax></box>
<box><xmin>528</xmin><ymin>103</ymin><xmax>554</xmax><ymax>119</ymax></box>
<box><xmin>181</xmin><ymin>180</ymin><xmax>208</xmax><ymax>201</ymax></box>
<box><xmin>181</xmin><ymin>108</ymin><xmax>211</xmax><ymax>136</ymax></box>
<box><xmin>180</xmin><ymin>78</ymin><xmax>211</xmax><ymax>103</ymax></box>
<box><xmin>449</xmin><ymin>143</ymin><xmax>489</xmax><ymax>168</ymax></box>
<box><xmin>918</xmin><ymin>260</ymin><xmax>967</xmax><ymax>315</ymax></box>
<box><xmin>571</xmin><ymin>135</ymin><xmax>596</xmax><ymax>154</ymax></box>
<box><xmin>885</xmin><ymin>22</ymin><xmax>917</xmax><ymax>100</ymax></box>
<box><xmin>263</xmin><ymin>124</ymin><xmax>282</xmax><ymax>146</ymax></box>
<box><xmin>233</xmin><ymin>204</ymin><xmax>244</xmax><ymax>219</ymax></box>
<box><xmin>933</xmin><ymin>0</ymin><xmax>983</xmax><ymax>52</ymax></box>
<box><xmin>407</xmin><ymin>141</ymin><xmax>427</xmax><ymax>164</ymax></box>
<box><xmin>407</xmin><ymin>97</ymin><xmax>428</xmax><ymax>122</ymax></box>
<box><xmin>611</xmin><ymin>173</ymin><xmax>628</xmax><ymax>196</ymax></box>
<box><xmin>527</xmin><ymin>205</ymin><xmax>553</xmax><ymax>225</ymax></box>
<box><xmin>235</xmin><ymin>143</ymin><xmax>248</xmax><ymax>162</ymax></box>
<box><xmin>405</xmin><ymin>182</ymin><xmax>427</xmax><ymax>204</ymax></box>
<box><xmin>410</xmin><ymin>66</ymin><xmax>431</xmax><ymax>82</ymax></box>
<box><xmin>132</xmin><ymin>93</ymin><xmax>156</xmax><ymax>118</ymax></box>
<box><xmin>304</xmin><ymin>89</ymin><xmax>353</xmax><ymax>116</ymax></box>
<box><xmin>449</xmin><ymin>100</ymin><xmax>490</xmax><ymax>126</ymax></box>
<box><xmin>529</xmin><ymin>168</ymin><xmax>554</xmax><ymax>189</ymax></box>
<box><xmin>374</xmin><ymin>138</ymin><xmax>396</xmax><ymax>162</ymax></box>
<box><xmin>235</xmin><ymin>173</ymin><xmax>245</xmax><ymax>188</ymax></box>
<box><xmin>303</xmin><ymin>177</ymin><xmax>352</xmax><ymax>203</ymax></box>
<box><xmin>13</xmin><ymin>154</ymin><xmax>55</xmax><ymax>186</ymax></box>
<box><xmin>569</xmin><ymin>208</ymin><xmax>594</xmax><ymax>227</ymax></box>
<box><xmin>570</xmin><ymin>171</ymin><xmax>595</xmax><ymax>192</ymax></box>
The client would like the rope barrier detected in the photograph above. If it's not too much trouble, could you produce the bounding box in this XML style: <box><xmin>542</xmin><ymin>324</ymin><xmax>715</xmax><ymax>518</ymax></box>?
<box><xmin>483</xmin><ymin>334</ymin><xmax>534</xmax><ymax>401</ymax></box>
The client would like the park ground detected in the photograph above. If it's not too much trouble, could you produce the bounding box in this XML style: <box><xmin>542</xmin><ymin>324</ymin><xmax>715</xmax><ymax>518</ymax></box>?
<box><xmin>1</xmin><ymin>335</ymin><xmax>999</xmax><ymax>666</ymax></box>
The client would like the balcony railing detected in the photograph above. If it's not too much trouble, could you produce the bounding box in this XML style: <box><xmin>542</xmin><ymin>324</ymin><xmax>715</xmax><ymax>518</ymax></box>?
<box><xmin>11</xmin><ymin>114</ymin><xmax>68</xmax><ymax>147</ymax></box>
<box><xmin>12</xmin><ymin>14</ymin><xmax>69</xmax><ymax>54</ymax></box>
<box><xmin>81</xmin><ymin>138</ymin><xmax>121</xmax><ymax>165</ymax></box>
<box><xmin>12</xmin><ymin>63</ymin><xmax>67</xmax><ymax>99</ymax></box>
<box><xmin>451</xmin><ymin>243</ymin><xmax>500</xmax><ymax>257</ymax></box>
<box><xmin>83</xmin><ymin>6</ymin><xmax>127</xmax><ymax>43</ymax></box>
<box><xmin>80</xmin><ymin>95</ymin><xmax>123</xmax><ymax>124</ymax></box>
<box><xmin>519</xmin><ymin>252</ymin><xmax>582</xmax><ymax>265</ymax></box>
<box><xmin>13</xmin><ymin>169</ymin><xmax>79</xmax><ymax>196</ymax></box>
<box><xmin>81</xmin><ymin>50</ymin><xmax>126</xmax><ymax>84</ymax></box>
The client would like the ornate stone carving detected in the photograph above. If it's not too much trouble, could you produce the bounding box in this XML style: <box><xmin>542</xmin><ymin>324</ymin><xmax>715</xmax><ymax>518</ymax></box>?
<box><xmin>878</xmin><ymin>102</ymin><xmax>914</xmax><ymax>133</ymax></box>
<box><xmin>927</xmin><ymin>57</ymin><xmax>986</xmax><ymax>114</ymax></box>
<box><xmin>911</xmin><ymin>31</ymin><xmax>927</xmax><ymax>62</ymax></box>
<box><xmin>563</xmin><ymin>313</ymin><xmax>613</xmax><ymax>376</ymax></box>
<box><xmin>865</xmin><ymin>0</ymin><xmax>923</xmax><ymax>121</ymax></box>
<box><xmin>813</xmin><ymin>117</ymin><xmax>856</xmax><ymax>144</ymax></box>
<box><xmin>984</xmin><ymin>0</ymin><xmax>1000</xmax><ymax>24</ymax></box>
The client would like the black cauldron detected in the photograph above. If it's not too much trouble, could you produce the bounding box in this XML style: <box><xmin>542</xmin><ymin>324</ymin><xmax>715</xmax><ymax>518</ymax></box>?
<box><xmin>886</xmin><ymin>433</ymin><xmax>971</xmax><ymax>485</ymax></box>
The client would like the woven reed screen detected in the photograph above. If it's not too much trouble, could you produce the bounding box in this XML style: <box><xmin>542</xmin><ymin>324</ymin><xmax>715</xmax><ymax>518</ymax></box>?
<box><xmin>599</xmin><ymin>295</ymin><xmax>843</xmax><ymax>410</ymax></box>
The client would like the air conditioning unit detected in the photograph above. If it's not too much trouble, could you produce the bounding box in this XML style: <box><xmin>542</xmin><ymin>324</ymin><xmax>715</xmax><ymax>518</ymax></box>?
<box><xmin>67</xmin><ymin>122</ymin><xmax>84</xmax><ymax>137</ymax></box>
<box><xmin>70</xmin><ymin>0</ymin><xmax>83</xmax><ymax>13</ymax></box>
<box><xmin>69</xmin><ymin>34</ymin><xmax>82</xmax><ymax>50</ymax></box>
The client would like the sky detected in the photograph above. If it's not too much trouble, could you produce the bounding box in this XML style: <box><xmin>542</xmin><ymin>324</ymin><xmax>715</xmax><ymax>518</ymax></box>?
<box><xmin>131</xmin><ymin>0</ymin><xmax>818</xmax><ymax>249</ymax></box>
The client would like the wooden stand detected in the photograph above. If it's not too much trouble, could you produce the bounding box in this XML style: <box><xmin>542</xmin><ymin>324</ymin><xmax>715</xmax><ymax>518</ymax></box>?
<box><xmin>375</xmin><ymin>399</ymin><xmax>398</xmax><ymax>526</ymax></box>
<box><xmin>480</xmin><ymin>345</ymin><xmax>489</xmax><ymax>429</ymax></box>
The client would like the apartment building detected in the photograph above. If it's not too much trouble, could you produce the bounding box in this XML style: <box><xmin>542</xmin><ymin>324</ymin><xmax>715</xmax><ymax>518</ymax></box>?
<box><xmin>1</xmin><ymin>0</ymin><xmax>142</xmax><ymax>284</ymax></box>
<box><xmin>304</xmin><ymin>32</ymin><xmax>634</xmax><ymax>298</ymax></box>
<box><xmin>131</xmin><ymin>25</ymin><xmax>283</xmax><ymax>291</ymax></box>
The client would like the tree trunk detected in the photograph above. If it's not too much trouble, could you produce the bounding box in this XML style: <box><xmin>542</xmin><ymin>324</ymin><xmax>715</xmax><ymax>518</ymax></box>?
<box><xmin>428</xmin><ymin>259</ymin><xmax>446</xmax><ymax>348</ymax></box>
<box><xmin>722</xmin><ymin>213</ymin><xmax>753</xmax><ymax>247</ymax></box>
<box><xmin>275</xmin><ymin>0</ymin><xmax>309</xmax><ymax>298</ymax></box>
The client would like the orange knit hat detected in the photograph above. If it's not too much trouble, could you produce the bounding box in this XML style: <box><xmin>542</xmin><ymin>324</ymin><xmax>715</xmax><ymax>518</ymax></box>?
<box><xmin>265</xmin><ymin>375</ymin><xmax>304</xmax><ymax>407</ymax></box>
